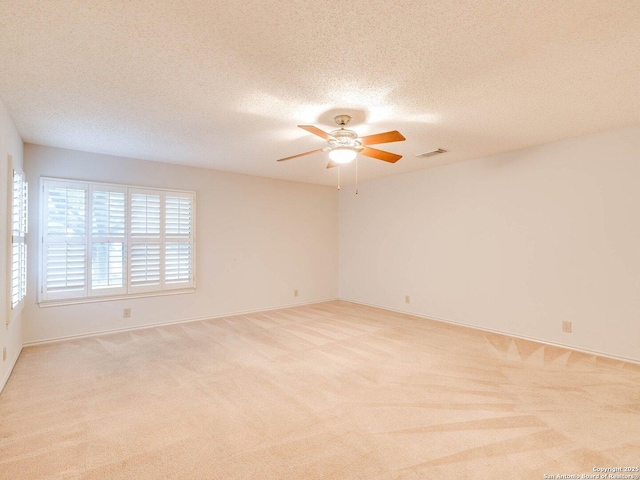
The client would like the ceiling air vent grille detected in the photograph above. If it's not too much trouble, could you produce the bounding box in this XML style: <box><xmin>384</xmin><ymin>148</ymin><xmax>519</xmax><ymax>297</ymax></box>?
<box><xmin>415</xmin><ymin>148</ymin><xmax>447</xmax><ymax>158</ymax></box>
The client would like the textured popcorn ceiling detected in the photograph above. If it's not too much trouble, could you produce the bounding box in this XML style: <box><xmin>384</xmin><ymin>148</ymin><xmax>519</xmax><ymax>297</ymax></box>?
<box><xmin>1</xmin><ymin>1</ymin><xmax>639</xmax><ymax>186</ymax></box>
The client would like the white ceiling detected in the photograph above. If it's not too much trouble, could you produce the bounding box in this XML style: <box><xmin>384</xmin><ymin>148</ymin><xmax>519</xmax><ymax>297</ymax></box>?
<box><xmin>1</xmin><ymin>1</ymin><xmax>639</xmax><ymax>186</ymax></box>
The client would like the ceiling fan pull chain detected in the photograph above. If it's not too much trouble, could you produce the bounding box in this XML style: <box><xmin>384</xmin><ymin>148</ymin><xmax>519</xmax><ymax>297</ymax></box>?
<box><xmin>355</xmin><ymin>157</ymin><xmax>359</xmax><ymax>195</ymax></box>
<box><xmin>338</xmin><ymin>166</ymin><xmax>341</xmax><ymax>190</ymax></box>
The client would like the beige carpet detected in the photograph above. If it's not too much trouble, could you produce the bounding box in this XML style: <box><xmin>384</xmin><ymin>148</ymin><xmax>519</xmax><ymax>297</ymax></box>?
<box><xmin>1</xmin><ymin>301</ymin><xmax>639</xmax><ymax>479</ymax></box>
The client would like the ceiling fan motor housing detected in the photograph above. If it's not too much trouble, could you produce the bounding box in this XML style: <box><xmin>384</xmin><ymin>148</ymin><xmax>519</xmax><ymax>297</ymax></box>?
<box><xmin>329</xmin><ymin>115</ymin><xmax>361</xmax><ymax>150</ymax></box>
<box><xmin>328</xmin><ymin>129</ymin><xmax>362</xmax><ymax>150</ymax></box>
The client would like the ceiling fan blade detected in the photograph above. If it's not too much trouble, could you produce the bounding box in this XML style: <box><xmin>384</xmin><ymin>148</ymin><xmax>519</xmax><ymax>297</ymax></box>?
<box><xmin>326</xmin><ymin>159</ymin><xmax>339</xmax><ymax>169</ymax></box>
<box><xmin>298</xmin><ymin>125</ymin><xmax>333</xmax><ymax>140</ymax></box>
<box><xmin>359</xmin><ymin>130</ymin><xmax>405</xmax><ymax>146</ymax></box>
<box><xmin>360</xmin><ymin>146</ymin><xmax>402</xmax><ymax>163</ymax></box>
<box><xmin>276</xmin><ymin>148</ymin><xmax>324</xmax><ymax>162</ymax></box>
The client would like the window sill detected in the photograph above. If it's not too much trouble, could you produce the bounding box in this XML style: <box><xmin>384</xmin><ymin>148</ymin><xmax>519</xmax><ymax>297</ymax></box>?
<box><xmin>38</xmin><ymin>288</ymin><xmax>196</xmax><ymax>308</ymax></box>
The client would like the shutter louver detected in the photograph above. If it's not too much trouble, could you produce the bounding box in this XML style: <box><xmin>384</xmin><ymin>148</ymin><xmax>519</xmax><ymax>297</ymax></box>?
<box><xmin>165</xmin><ymin>242</ymin><xmax>191</xmax><ymax>284</ymax></box>
<box><xmin>165</xmin><ymin>194</ymin><xmax>194</xmax><ymax>288</ymax></box>
<box><xmin>46</xmin><ymin>187</ymin><xmax>86</xmax><ymax>237</ymax></box>
<box><xmin>90</xmin><ymin>188</ymin><xmax>126</xmax><ymax>295</ymax></box>
<box><xmin>165</xmin><ymin>196</ymin><xmax>191</xmax><ymax>236</ymax></box>
<box><xmin>91</xmin><ymin>242</ymin><xmax>125</xmax><ymax>289</ymax></box>
<box><xmin>42</xmin><ymin>183</ymin><xmax>87</xmax><ymax>300</ymax></box>
<box><xmin>11</xmin><ymin>170</ymin><xmax>28</xmax><ymax>311</ymax></box>
<box><xmin>11</xmin><ymin>243</ymin><xmax>25</xmax><ymax>308</ymax></box>
<box><xmin>92</xmin><ymin>190</ymin><xmax>125</xmax><ymax>236</ymax></box>
<box><xmin>46</xmin><ymin>243</ymin><xmax>86</xmax><ymax>291</ymax></box>
<box><xmin>11</xmin><ymin>244</ymin><xmax>18</xmax><ymax>308</ymax></box>
<box><xmin>130</xmin><ymin>243</ymin><xmax>161</xmax><ymax>286</ymax></box>
<box><xmin>131</xmin><ymin>193</ymin><xmax>161</xmax><ymax>236</ymax></box>
<box><xmin>128</xmin><ymin>190</ymin><xmax>162</xmax><ymax>293</ymax></box>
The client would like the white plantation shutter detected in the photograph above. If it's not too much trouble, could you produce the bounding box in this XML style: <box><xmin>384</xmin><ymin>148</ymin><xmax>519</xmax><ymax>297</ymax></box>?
<box><xmin>11</xmin><ymin>169</ymin><xmax>28</xmax><ymax>313</ymax></box>
<box><xmin>10</xmin><ymin>243</ymin><xmax>25</xmax><ymax>308</ymax></box>
<box><xmin>90</xmin><ymin>186</ymin><xmax>126</xmax><ymax>296</ymax></box>
<box><xmin>42</xmin><ymin>181</ymin><xmax>88</xmax><ymax>300</ymax></box>
<box><xmin>129</xmin><ymin>189</ymin><xmax>163</xmax><ymax>293</ymax></box>
<box><xmin>40</xmin><ymin>178</ymin><xmax>195</xmax><ymax>303</ymax></box>
<box><xmin>165</xmin><ymin>194</ymin><xmax>194</xmax><ymax>289</ymax></box>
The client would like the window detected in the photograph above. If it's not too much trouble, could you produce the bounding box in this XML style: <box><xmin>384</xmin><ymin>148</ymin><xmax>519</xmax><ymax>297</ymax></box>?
<box><xmin>40</xmin><ymin>178</ymin><xmax>195</xmax><ymax>303</ymax></box>
<box><xmin>10</xmin><ymin>168</ymin><xmax>28</xmax><ymax>317</ymax></box>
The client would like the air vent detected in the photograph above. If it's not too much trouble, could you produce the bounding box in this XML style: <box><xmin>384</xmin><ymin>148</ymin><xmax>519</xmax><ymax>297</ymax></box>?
<box><xmin>415</xmin><ymin>148</ymin><xmax>447</xmax><ymax>158</ymax></box>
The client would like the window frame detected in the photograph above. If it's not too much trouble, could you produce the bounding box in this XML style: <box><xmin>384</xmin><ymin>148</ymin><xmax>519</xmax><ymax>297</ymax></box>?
<box><xmin>38</xmin><ymin>177</ymin><xmax>196</xmax><ymax>306</ymax></box>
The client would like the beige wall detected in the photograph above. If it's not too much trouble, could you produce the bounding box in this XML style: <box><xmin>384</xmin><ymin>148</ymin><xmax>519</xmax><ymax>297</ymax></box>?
<box><xmin>24</xmin><ymin>144</ymin><xmax>338</xmax><ymax>343</ymax></box>
<box><xmin>6</xmin><ymin>120</ymin><xmax>640</xmax><ymax>382</ymax></box>
<box><xmin>339</xmin><ymin>124</ymin><xmax>640</xmax><ymax>363</ymax></box>
<box><xmin>1</xmin><ymin>96</ymin><xmax>24</xmax><ymax>392</ymax></box>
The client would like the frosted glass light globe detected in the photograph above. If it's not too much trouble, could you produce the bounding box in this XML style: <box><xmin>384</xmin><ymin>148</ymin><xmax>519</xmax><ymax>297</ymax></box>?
<box><xmin>329</xmin><ymin>147</ymin><xmax>357</xmax><ymax>164</ymax></box>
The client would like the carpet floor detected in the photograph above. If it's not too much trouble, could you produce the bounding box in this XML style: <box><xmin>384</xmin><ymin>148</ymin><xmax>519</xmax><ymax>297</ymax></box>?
<box><xmin>1</xmin><ymin>301</ymin><xmax>639</xmax><ymax>479</ymax></box>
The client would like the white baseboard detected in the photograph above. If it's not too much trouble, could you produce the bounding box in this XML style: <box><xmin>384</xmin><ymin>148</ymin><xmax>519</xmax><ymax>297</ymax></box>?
<box><xmin>0</xmin><ymin>345</ymin><xmax>23</xmax><ymax>395</ymax></box>
<box><xmin>340</xmin><ymin>298</ymin><xmax>640</xmax><ymax>366</ymax></box>
<box><xmin>23</xmin><ymin>296</ymin><xmax>637</xmax><ymax>366</ymax></box>
<box><xmin>23</xmin><ymin>298</ymin><xmax>339</xmax><ymax>347</ymax></box>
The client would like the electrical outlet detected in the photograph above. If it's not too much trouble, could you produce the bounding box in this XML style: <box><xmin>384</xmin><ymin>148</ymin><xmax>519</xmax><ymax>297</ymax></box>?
<box><xmin>3</xmin><ymin>347</ymin><xmax>6</xmax><ymax>361</ymax></box>
<box><xmin>405</xmin><ymin>295</ymin><xmax>410</xmax><ymax>304</ymax></box>
<box><xmin>294</xmin><ymin>289</ymin><xmax>298</xmax><ymax>297</ymax></box>
<box><xmin>562</xmin><ymin>321</ymin><xmax>572</xmax><ymax>333</ymax></box>
<box><xmin>123</xmin><ymin>308</ymin><xmax>131</xmax><ymax>318</ymax></box>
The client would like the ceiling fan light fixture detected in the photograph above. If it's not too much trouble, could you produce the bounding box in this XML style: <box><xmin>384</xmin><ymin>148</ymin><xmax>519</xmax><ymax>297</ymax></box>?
<box><xmin>277</xmin><ymin>114</ymin><xmax>405</xmax><ymax>166</ymax></box>
<box><xmin>329</xmin><ymin>146</ymin><xmax>357</xmax><ymax>164</ymax></box>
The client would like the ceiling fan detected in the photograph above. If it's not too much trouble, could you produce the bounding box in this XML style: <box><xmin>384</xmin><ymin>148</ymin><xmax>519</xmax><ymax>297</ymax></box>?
<box><xmin>276</xmin><ymin>115</ymin><xmax>406</xmax><ymax>168</ymax></box>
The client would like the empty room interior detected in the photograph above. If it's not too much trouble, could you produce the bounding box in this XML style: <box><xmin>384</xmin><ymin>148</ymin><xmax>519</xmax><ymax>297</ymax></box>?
<box><xmin>1</xmin><ymin>1</ymin><xmax>640</xmax><ymax>479</ymax></box>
